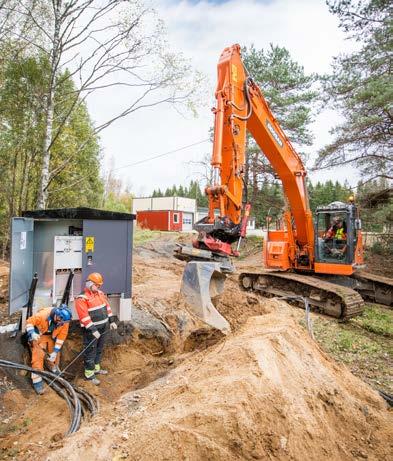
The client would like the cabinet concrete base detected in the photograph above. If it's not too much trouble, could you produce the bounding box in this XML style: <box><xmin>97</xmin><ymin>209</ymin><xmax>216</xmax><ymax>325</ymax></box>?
<box><xmin>119</xmin><ymin>298</ymin><xmax>132</xmax><ymax>321</ymax></box>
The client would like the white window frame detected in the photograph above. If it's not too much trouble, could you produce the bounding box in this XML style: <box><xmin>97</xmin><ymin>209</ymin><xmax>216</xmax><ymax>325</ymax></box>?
<box><xmin>173</xmin><ymin>213</ymin><xmax>179</xmax><ymax>224</ymax></box>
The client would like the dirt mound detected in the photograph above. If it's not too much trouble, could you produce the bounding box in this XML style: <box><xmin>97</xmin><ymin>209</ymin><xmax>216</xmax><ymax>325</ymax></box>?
<box><xmin>48</xmin><ymin>302</ymin><xmax>393</xmax><ymax>461</ymax></box>
<box><xmin>215</xmin><ymin>274</ymin><xmax>273</xmax><ymax>331</ymax></box>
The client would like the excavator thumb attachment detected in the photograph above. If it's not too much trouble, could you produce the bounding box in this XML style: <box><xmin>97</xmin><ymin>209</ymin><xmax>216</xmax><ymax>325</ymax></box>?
<box><xmin>180</xmin><ymin>261</ymin><xmax>231</xmax><ymax>334</ymax></box>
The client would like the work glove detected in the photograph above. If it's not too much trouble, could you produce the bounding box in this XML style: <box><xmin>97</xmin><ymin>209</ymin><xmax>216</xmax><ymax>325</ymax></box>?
<box><xmin>29</xmin><ymin>332</ymin><xmax>40</xmax><ymax>342</ymax></box>
<box><xmin>50</xmin><ymin>364</ymin><xmax>61</xmax><ymax>375</ymax></box>
<box><xmin>92</xmin><ymin>330</ymin><xmax>101</xmax><ymax>340</ymax></box>
<box><xmin>48</xmin><ymin>351</ymin><xmax>57</xmax><ymax>363</ymax></box>
<box><xmin>110</xmin><ymin>322</ymin><xmax>118</xmax><ymax>331</ymax></box>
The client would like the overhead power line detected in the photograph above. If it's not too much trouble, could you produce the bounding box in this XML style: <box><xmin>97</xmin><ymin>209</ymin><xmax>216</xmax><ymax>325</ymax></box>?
<box><xmin>111</xmin><ymin>138</ymin><xmax>210</xmax><ymax>172</ymax></box>
<box><xmin>49</xmin><ymin>138</ymin><xmax>210</xmax><ymax>194</ymax></box>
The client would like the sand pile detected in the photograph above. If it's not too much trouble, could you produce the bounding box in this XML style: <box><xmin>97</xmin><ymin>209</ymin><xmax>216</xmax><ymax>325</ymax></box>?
<box><xmin>48</xmin><ymin>301</ymin><xmax>392</xmax><ymax>461</ymax></box>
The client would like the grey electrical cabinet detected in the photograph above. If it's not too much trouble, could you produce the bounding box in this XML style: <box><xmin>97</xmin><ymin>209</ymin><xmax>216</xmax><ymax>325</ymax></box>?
<box><xmin>9</xmin><ymin>208</ymin><xmax>135</xmax><ymax>321</ymax></box>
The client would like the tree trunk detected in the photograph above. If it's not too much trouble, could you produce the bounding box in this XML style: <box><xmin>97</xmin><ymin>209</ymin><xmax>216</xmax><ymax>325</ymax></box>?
<box><xmin>36</xmin><ymin>2</ymin><xmax>61</xmax><ymax>209</ymax></box>
<box><xmin>251</xmin><ymin>152</ymin><xmax>258</xmax><ymax>208</ymax></box>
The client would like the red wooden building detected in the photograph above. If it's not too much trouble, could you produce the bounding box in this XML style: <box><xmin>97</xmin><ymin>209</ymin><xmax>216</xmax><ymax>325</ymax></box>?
<box><xmin>137</xmin><ymin>210</ymin><xmax>183</xmax><ymax>231</ymax></box>
<box><xmin>133</xmin><ymin>196</ymin><xmax>195</xmax><ymax>232</ymax></box>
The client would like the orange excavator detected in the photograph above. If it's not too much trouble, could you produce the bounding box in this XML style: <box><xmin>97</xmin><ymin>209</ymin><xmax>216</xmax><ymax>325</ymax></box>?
<box><xmin>175</xmin><ymin>44</ymin><xmax>393</xmax><ymax>333</ymax></box>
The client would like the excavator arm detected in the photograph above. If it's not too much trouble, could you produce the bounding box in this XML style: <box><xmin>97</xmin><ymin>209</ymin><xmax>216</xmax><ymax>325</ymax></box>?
<box><xmin>176</xmin><ymin>44</ymin><xmax>315</xmax><ymax>332</ymax></box>
<box><xmin>195</xmin><ymin>44</ymin><xmax>314</xmax><ymax>267</ymax></box>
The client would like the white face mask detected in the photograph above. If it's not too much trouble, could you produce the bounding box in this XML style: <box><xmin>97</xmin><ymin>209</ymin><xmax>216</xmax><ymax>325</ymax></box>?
<box><xmin>86</xmin><ymin>280</ymin><xmax>98</xmax><ymax>292</ymax></box>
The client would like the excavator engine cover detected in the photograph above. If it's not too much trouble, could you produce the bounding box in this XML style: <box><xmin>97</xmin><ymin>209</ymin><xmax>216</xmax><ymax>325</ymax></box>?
<box><xmin>180</xmin><ymin>261</ymin><xmax>231</xmax><ymax>334</ymax></box>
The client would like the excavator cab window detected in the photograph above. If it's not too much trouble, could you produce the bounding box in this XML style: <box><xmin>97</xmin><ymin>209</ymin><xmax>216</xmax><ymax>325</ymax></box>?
<box><xmin>315</xmin><ymin>210</ymin><xmax>354</xmax><ymax>264</ymax></box>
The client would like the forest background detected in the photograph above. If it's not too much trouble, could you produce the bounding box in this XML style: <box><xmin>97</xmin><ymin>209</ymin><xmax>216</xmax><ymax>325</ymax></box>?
<box><xmin>0</xmin><ymin>0</ymin><xmax>391</xmax><ymax>257</ymax></box>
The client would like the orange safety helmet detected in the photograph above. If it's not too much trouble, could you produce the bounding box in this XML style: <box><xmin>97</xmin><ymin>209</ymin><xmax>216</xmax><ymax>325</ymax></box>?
<box><xmin>87</xmin><ymin>272</ymin><xmax>104</xmax><ymax>286</ymax></box>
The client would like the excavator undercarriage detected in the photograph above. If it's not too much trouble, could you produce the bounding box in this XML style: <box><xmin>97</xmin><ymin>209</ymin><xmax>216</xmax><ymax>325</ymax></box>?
<box><xmin>239</xmin><ymin>271</ymin><xmax>365</xmax><ymax>320</ymax></box>
<box><xmin>175</xmin><ymin>243</ymin><xmax>393</xmax><ymax>332</ymax></box>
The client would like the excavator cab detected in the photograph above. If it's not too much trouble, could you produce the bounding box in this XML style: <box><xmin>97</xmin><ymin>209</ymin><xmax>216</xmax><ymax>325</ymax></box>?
<box><xmin>314</xmin><ymin>201</ymin><xmax>363</xmax><ymax>274</ymax></box>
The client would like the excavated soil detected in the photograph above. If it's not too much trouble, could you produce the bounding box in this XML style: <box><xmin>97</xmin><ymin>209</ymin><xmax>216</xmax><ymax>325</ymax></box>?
<box><xmin>0</xmin><ymin>235</ymin><xmax>392</xmax><ymax>460</ymax></box>
<box><xmin>49</xmin><ymin>302</ymin><xmax>392</xmax><ymax>461</ymax></box>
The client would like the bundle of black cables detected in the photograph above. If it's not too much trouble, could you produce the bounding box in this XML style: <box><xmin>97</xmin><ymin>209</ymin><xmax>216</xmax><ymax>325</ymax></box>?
<box><xmin>0</xmin><ymin>359</ymin><xmax>98</xmax><ymax>435</ymax></box>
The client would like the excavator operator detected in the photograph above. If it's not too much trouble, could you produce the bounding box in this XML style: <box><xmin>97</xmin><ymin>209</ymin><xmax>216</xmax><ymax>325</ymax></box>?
<box><xmin>324</xmin><ymin>217</ymin><xmax>347</xmax><ymax>258</ymax></box>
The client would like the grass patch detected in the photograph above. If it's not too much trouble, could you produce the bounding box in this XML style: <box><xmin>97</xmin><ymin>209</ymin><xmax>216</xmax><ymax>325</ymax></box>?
<box><xmin>351</xmin><ymin>305</ymin><xmax>393</xmax><ymax>337</ymax></box>
<box><xmin>133</xmin><ymin>229</ymin><xmax>162</xmax><ymax>246</ymax></box>
<box><xmin>303</xmin><ymin>308</ymin><xmax>393</xmax><ymax>394</ymax></box>
<box><xmin>0</xmin><ymin>423</ymin><xmax>18</xmax><ymax>437</ymax></box>
<box><xmin>313</xmin><ymin>322</ymin><xmax>383</xmax><ymax>358</ymax></box>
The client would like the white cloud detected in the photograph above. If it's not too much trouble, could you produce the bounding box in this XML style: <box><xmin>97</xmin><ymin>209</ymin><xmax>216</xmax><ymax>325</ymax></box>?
<box><xmin>85</xmin><ymin>0</ymin><xmax>358</xmax><ymax>196</ymax></box>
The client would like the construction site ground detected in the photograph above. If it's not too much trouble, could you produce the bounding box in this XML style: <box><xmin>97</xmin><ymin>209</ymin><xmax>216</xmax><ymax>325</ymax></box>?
<box><xmin>0</xmin><ymin>231</ymin><xmax>392</xmax><ymax>460</ymax></box>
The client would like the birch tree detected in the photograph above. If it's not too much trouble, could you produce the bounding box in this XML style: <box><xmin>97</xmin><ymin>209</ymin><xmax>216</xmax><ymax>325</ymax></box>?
<box><xmin>1</xmin><ymin>1</ymin><xmax>202</xmax><ymax>208</ymax></box>
<box><xmin>0</xmin><ymin>49</ymin><xmax>104</xmax><ymax>256</ymax></box>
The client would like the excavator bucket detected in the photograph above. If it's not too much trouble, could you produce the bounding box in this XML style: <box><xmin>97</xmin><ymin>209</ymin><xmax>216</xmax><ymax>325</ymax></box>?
<box><xmin>180</xmin><ymin>261</ymin><xmax>231</xmax><ymax>334</ymax></box>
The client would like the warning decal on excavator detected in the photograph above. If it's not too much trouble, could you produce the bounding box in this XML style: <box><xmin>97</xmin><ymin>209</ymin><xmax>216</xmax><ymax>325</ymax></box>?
<box><xmin>266</xmin><ymin>120</ymin><xmax>283</xmax><ymax>147</ymax></box>
<box><xmin>85</xmin><ymin>236</ymin><xmax>95</xmax><ymax>252</ymax></box>
<box><xmin>231</xmin><ymin>64</ymin><xmax>238</xmax><ymax>83</ymax></box>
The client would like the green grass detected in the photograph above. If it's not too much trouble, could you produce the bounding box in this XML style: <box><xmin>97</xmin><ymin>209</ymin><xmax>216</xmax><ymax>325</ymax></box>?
<box><xmin>313</xmin><ymin>322</ymin><xmax>383</xmax><ymax>358</ymax></box>
<box><xmin>352</xmin><ymin>305</ymin><xmax>393</xmax><ymax>337</ymax></box>
<box><xmin>303</xmin><ymin>304</ymin><xmax>393</xmax><ymax>393</ymax></box>
<box><xmin>133</xmin><ymin>229</ymin><xmax>162</xmax><ymax>246</ymax></box>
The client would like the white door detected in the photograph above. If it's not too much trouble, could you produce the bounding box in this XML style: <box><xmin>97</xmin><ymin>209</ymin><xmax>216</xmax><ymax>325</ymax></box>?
<box><xmin>182</xmin><ymin>213</ymin><xmax>193</xmax><ymax>231</ymax></box>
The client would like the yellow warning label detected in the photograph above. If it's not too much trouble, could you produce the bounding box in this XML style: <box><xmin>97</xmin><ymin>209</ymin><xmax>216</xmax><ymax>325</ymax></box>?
<box><xmin>231</xmin><ymin>64</ymin><xmax>238</xmax><ymax>83</ymax></box>
<box><xmin>85</xmin><ymin>236</ymin><xmax>95</xmax><ymax>253</ymax></box>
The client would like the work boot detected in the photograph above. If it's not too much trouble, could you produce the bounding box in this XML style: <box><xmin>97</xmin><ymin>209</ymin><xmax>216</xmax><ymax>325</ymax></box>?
<box><xmin>94</xmin><ymin>364</ymin><xmax>108</xmax><ymax>375</ymax></box>
<box><xmin>85</xmin><ymin>369</ymin><xmax>100</xmax><ymax>385</ymax></box>
<box><xmin>87</xmin><ymin>376</ymin><xmax>101</xmax><ymax>385</ymax></box>
<box><xmin>33</xmin><ymin>381</ymin><xmax>44</xmax><ymax>395</ymax></box>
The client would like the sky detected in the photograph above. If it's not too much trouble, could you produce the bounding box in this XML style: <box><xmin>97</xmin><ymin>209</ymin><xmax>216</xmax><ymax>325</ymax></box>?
<box><xmin>85</xmin><ymin>0</ymin><xmax>357</xmax><ymax>196</ymax></box>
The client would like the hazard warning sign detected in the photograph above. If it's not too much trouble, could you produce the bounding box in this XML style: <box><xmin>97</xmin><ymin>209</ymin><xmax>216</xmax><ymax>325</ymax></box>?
<box><xmin>85</xmin><ymin>236</ymin><xmax>95</xmax><ymax>252</ymax></box>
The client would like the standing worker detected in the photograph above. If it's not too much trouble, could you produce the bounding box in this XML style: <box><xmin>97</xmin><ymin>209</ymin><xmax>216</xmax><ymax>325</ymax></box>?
<box><xmin>75</xmin><ymin>273</ymin><xmax>118</xmax><ymax>385</ymax></box>
<box><xmin>26</xmin><ymin>305</ymin><xmax>72</xmax><ymax>394</ymax></box>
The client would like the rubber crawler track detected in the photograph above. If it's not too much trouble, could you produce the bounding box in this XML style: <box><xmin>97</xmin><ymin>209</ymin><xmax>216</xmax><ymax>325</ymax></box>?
<box><xmin>239</xmin><ymin>271</ymin><xmax>364</xmax><ymax>320</ymax></box>
<box><xmin>352</xmin><ymin>271</ymin><xmax>393</xmax><ymax>306</ymax></box>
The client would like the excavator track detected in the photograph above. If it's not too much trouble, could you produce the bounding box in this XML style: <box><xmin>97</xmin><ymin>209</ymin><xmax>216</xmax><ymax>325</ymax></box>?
<box><xmin>239</xmin><ymin>271</ymin><xmax>364</xmax><ymax>320</ymax></box>
<box><xmin>351</xmin><ymin>271</ymin><xmax>393</xmax><ymax>306</ymax></box>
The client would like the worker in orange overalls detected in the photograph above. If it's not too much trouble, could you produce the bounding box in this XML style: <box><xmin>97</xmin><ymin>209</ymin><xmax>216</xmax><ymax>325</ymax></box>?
<box><xmin>26</xmin><ymin>305</ymin><xmax>72</xmax><ymax>394</ymax></box>
<box><xmin>75</xmin><ymin>273</ymin><xmax>118</xmax><ymax>385</ymax></box>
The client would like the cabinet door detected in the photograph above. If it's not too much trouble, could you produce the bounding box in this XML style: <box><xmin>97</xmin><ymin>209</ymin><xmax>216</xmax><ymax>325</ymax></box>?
<box><xmin>9</xmin><ymin>218</ymin><xmax>34</xmax><ymax>314</ymax></box>
<box><xmin>82</xmin><ymin>220</ymin><xmax>132</xmax><ymax>297</ymax></box>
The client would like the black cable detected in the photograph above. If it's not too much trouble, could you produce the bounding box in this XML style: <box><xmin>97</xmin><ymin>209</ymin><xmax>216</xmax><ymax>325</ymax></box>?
<box><xmin>378</xmin><ymin>390</ymin><xmax>393</xmax><ymax>407</ymax></box>
<box><xmin>230</xmin><ymin>78</ymin><xmax>253</xmax><ymax>122</ymax></box>
<box><xmin>0</xmin><ymin>359</ymin><xmax>97</xmax><ymax>435</ymax></box>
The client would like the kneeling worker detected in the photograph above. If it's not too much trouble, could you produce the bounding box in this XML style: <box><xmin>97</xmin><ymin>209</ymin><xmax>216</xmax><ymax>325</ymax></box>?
<box><xmin>26</xmin><ymin>305</ymin><xmax>72</xmax><ymax>394</ymax></box>
<box><xmin>75</xmin><ymin>273</ymin><xmax>117</xmax><ymax>385</ymax></box>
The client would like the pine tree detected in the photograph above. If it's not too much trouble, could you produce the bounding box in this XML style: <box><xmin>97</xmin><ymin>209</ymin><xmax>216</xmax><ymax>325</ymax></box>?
<box><xmin>241</xmin><ymin>44</ymin><xmax>319</xmax><ymax>220</ymax></box>
<box><xmin>316</xmin><ymin>0</ymin><xmax>392</xmax><ymax>180</ymax></box>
